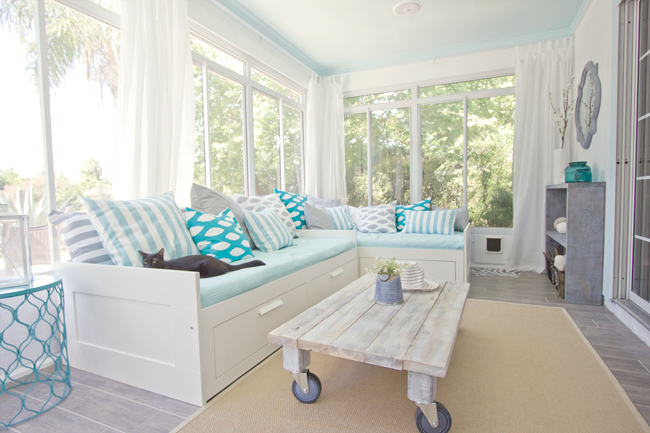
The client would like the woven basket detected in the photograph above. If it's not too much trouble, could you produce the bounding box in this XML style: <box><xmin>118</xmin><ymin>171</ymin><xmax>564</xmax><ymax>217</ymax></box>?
<box><xmin>375</xmin><ymin>274</ymin><xmax>404</xmax><ymax>305</ymax></box>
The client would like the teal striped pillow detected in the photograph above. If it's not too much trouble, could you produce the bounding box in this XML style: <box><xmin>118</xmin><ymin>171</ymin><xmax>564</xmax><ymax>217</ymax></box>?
<box><xmin>78</xmin><ymin>192</ymin><xmax>200</xmax><ymax>266</ymax></box>
<box><xmin>325</xmin><ymin>206</ymin><xmax>355</xmax><ymax>230</ymax></box>
<box><xmin>403</xmin><ymin>209</ymin><xmax>456</xmax><ymax>235</ymax></box>
<box><xmin>243</xmin><ymin>208</ymin><xmax>295</xmax><ymax>253</ymax></box>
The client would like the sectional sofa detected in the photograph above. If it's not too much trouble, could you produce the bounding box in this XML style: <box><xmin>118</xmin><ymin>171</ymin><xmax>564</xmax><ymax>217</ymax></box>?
<box><xmin>53</xmin><ymin>207</ymin><xmax>470</xmax><ymax>407</ymax></box>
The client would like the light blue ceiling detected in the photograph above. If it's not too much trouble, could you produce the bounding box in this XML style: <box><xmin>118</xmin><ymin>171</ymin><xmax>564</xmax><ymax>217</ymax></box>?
<box><xmin>212</xmin><ymin>0</ymin><xmax>591</xmax><ymax>76</ymax></box>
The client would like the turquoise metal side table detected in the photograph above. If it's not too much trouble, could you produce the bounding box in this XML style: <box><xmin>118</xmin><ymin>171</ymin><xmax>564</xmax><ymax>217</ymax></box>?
<box><xmin>0</xmin><ymin>276</ymin><xmax>71</xmax><ymax>428</ymax></box>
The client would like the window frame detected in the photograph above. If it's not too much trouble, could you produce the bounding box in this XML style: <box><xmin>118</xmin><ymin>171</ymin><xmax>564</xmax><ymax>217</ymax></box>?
<box><xmin>189</xmin><ymin>36</ymin><xmax>306</xmax><ymax>195</ymax></box>
<box><xmin>343</xmin><ymin>70</ymin><xmax>515</xmax><ymax>212</ymax></box>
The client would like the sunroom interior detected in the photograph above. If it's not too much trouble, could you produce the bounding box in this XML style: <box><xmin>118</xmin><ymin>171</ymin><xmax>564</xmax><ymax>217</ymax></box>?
<box><xmin>1</xmin><ymin>0</ymin><xmax>650</xmax><ymax>432</ymax></box>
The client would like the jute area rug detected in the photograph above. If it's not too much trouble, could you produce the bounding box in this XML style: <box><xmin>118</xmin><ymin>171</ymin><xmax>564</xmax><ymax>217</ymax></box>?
<box><xmin>175</xmin><ymin>300</ymin><xmax>650</xmax><ymax>433</ymax></box>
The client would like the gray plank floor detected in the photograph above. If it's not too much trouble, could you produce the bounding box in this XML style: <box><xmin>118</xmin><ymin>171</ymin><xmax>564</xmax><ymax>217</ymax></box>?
<box><xmin>469</xmin><ymin>271</ymin><xmax>650</xmax><ymax>425</ymax></box>
<box><xmin>2</xmin><ymin>367</ymin><xmax>199</xmax><ymax>433</ymax></box>
<box><xmin>4</xmin><ymin>272</ymin><xmax>650</xmax><ymax>432</ymax></box>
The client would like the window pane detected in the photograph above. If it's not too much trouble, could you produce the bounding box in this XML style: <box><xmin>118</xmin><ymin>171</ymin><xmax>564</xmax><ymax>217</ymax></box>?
<box><xmin>344</xmin><ymin>89</ymin><xmax>411</xmax><ymax>107</ymax></box>
<box><xmin>0</xmin><ymin>19</ymin><xmax>45</xmax><ymax>230</ymax></box>
<box><xmin>467</xmin><ymin>95</ymin><xmax>515</xmax><ymax>228</ymax></box>
<box><xmin>419</xmin><ymin>76</ymin><xmax>515</xmax><ymax>98</ymax></box>
<box><xmin>252</xmin><ymin>68</ymin><xmax>301</xmax><ymax>103</ymax></box>
<box><xmin>46</xmin><ymin>0</ymin><xmax>119</xmax><ymax>214</ymax></box>
<box><xmin>207</xmin><ymin>71</ymin><xmax>245</xmax><ymax>196</ymax></box>
<box><xmin>253</xmin><ymin>91</ymin><xmax>280</xmax><ymax>195</ymax></box>
<box><xmin>345</xmin><ymin>113</ymin><xmax>368</xmax><ymax>207</ymax></box>
<box><xmin>421</xmin><ymin>102</ymin><xmax>464</xmax><ymax>208</ymax></box>
<box><xmin>190</xmin><ymin>37</ymin><xmax>243</xmax><ymax>75</ymax></box>
<box><xmin>193</xmin><ymin>65</ymin><xmax>206</xmax><ymax>186</ymax></box>
<box><xmin>283</xmin><ymin>105</ymin><xmax>302</xmax><ymax>193</ymax></box>
<box><xmin>371</xmin><ymin>108</ymin><xmax>410</xmax><ymax>205</ymax></box>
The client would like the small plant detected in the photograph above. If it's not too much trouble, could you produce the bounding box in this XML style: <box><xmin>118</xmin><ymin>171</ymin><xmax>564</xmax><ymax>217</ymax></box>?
<box><xmin>548</xmin><ymin>76</ymin><xmax>576</xmax><ymax>149</ymax></box>
<box><xmin>366</xmin><ymin>257</ymin><xmax>407</xmax><ymax>276</ymax></box>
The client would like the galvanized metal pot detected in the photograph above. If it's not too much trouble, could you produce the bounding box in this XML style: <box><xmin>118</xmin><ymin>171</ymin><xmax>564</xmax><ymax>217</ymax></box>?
<box><xmin>375</xmin><ymin>274</ymin><xmax>403</xmax><ymax>305</ymax></box>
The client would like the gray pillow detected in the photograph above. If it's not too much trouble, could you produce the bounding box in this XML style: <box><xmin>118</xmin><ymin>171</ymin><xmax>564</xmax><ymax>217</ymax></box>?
<box><xmin>432</xmin><ymin>204</ymin><xmax>469</xmax><ymax>231</ymax></box>
<box><xmin>304</xmin><ymin>202</ymin><xmax>334</xmax><ymax>230</ymax></box>
<box><xmin>356</xmin><ymin>202</ymin><xmax>397</xmax><ymax>234</ymax></box>
<box><xmin>189</xmin><ymin>183</ymin><xmax>254</xmax><ymax>248</ymax></box>
<box><xmin>307</xmin><ymin>195</ymin><xmax>341</xmax><ymax>208</ymax></box>
<box><xmin>48</xmin><ymin>211</ymin><xmax>113</xmax><ymax>265</ymax></box>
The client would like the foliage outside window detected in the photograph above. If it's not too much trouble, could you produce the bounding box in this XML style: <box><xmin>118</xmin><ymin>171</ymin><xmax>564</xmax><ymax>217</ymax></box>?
<box><xmin>345</xmin><ymin>75</ymin><xmax>515</xmax><ymax>228</ymax></box>
<box><xmin>251</xmin><ymin>68</ymin><xmax>301</xmax><ymax>103</ymax></box>
<box><xmin>190</xmin><ymin>37</ymin><xmax>243</xmax><ymax>75</ymax></box>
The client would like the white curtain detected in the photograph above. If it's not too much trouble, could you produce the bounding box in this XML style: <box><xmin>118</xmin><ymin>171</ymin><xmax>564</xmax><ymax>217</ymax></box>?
<box><xmin>506</xmin><ymin>38</ymin><xmax>574</xmax><ymax>272</ymax></box>
<box><xmin>113</xmin><ymin>0</ymin><xmax>195</xmax><ymax>206</ymax></box>
<box><xmin>304</xmin><ymin>73</ymin><xmax>346</xmax><ymax>202</ymax></box>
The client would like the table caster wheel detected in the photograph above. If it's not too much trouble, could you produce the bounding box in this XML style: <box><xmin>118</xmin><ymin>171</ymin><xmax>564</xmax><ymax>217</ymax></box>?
<box><xmin>415</xmin><ymin>403</ymin><xmax>451</xmax><ymax>433</ymax></box>
<box><xmin>292</xmin><ymin>372</ymin><xmax>321</xmax><ymax>403</ymax></box>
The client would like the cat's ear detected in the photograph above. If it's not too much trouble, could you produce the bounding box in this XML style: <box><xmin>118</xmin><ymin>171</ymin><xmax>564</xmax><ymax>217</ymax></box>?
<box><xmin>158</xmin><ymin>248</ymin><xmax>165</xmax><ymax>257</ymax></box>
<box><xmin>139</xmin><ymin>250</ymin><xmax>148</xmax><ymax>258</ymax></box>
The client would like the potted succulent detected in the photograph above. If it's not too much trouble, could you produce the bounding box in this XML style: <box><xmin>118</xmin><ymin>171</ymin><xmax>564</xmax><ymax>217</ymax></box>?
<box><xmin>366</xmin><ymin>257</ymin><xmax>407</xmax><ymax>305</ymax></box>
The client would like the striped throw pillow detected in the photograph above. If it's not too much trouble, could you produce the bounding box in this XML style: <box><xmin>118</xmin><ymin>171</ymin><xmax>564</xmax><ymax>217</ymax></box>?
<box><xmin>403</xmin><ymin>209</ymin><xmax>457</xmax><ymax>235</ymax></box>
<box><xmin>325</xmin><ymin>206</ymin><xmax>355</xmax><ymax>230</ymax></box>
<box><xmin>395</xmin><ymin>198</ymin><xmax>431</xmax><ymax>232</ymax></box>
<box><xmin>48</xmin><ymin>211</ymin><xmax>113</xmax><ymax>265</ymax></box>
<box><xmin>242</xmin><ymin>208</ymin><xmax>295</xmax><ymax>253</ymax></box>
<box><xmin>78</xmin><ymin>192</ymin><xmax>200</xmax><ymax>267</ymax></box>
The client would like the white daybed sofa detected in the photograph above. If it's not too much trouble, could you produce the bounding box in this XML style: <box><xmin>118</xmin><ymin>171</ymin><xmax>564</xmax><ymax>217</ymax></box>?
<box><xmin>356</xmin><ymin>223</ymin><xmax>471</xmax><ymax>283</ymax></box>
<box><xmin>53</xmin><ymin>230</ymin><xmax>358</xmax><ymax>406</ymax></box>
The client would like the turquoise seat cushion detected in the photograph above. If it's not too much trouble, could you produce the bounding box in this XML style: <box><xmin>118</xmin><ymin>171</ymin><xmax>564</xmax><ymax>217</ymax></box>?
<box><xmin>199</xmin><ymin>238</ymin><xmax>356</xmax><ymax>308</ymax></box>
<box><xmin>357</xmin><ymin>232</ymin><xmax>464</xmax><ymax>250</ymax></box>
<box><xmin>185</xmin><ymin>207</ymin><xmax>253</xmax><ymax>263</ymax></box>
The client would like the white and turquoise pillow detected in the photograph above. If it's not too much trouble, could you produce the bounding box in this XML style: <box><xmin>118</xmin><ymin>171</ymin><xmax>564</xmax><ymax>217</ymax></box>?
<box><xmin>273</xmin><ymin>188</ymin><xmax>307</xmax><ymax>230</ymax></box>
<box><xmin>403</xmin><ymin>209</ymin><xmax>456</xmax><ymax>235</ymax></box>
<box><xmin>78</xmin><ymin>192</ymin><xmax>200</xmax><ymax>267</ymax></box>
<box><xmin>396</xmin><ymin>198</ymin><xmax>431</xmax><ymax>232</ymax></box>
<box><xmin>243</xmin><ymin>208</ymin><xmax>295</xmax><ymax>253</ymax></box>
<box><xmin>326</xmin><ymin>206</ymin><xmax>355</xmax><ymax>230</ymax></box>
<box><xmin>234</xmin><ymin>193</ymin><xmax>297</xmax><ymax>237</ymax></box>
<box><xmin>185</xmin><ymin>207</ymin><xmax>253</xmax><ymax>263</ymax></box>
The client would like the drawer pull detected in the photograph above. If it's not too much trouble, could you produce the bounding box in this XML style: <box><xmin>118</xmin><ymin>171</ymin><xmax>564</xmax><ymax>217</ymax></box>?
<box><xmin>259</xmin><ymin>299</ymin><xmax>283</xmax><ymax>316</ymax></box>
<box><xmin>330</xmin><ymin>268</ymin><xmax>344</xmax><ymax>278</ymax></box>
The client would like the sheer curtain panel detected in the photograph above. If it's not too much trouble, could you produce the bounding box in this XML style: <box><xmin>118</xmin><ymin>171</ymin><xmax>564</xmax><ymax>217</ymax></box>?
<box><xmin>506</xmin><ymin>38</ymin><xmax>574</xmax><ymax>272</ymax></box>
<box><xmin>114</xmin><ymin>0</ymin><xmax>195</xmax><ymax>206</ymax></box>
<box><xmin>305</xmin><ymin>74</ymin><xmax>346</xmax><ymax>202</ymax></box>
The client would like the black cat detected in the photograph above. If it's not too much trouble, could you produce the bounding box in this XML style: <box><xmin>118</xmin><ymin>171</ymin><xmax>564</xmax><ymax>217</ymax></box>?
<box><xmin>139</xmin><ymin>248</ymin><xmax>265</xmax><ymax>278</ymax></box>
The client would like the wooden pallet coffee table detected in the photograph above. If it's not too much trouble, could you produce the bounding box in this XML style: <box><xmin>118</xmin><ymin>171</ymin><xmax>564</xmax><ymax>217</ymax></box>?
<box><xmin>268</xmin><ymin>273</ymin><xmax>470</xmax><ymax>433</ymax></box>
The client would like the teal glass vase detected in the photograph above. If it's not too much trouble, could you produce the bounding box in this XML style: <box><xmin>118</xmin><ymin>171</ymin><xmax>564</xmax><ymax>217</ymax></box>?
<box><xmin>565</xmin><ymin>161</ymin><xmax>592</xmax><ymax>183</ymax></box>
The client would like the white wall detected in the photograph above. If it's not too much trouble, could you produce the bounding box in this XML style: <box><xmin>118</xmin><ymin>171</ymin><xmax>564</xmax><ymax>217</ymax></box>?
<box><xmin>570</xmin><ymin>0</ymin><xmax>616</xmax><ymax>300</ymax></box>
<box><xmin>188</xmin><ymin>0</ymin><xmax>314</xmax><ymax>89</ymax></box>
<box><xmin>341</xmin><ymin>47</ymin><xmax>515</xmax><ymax>93</ymax></box>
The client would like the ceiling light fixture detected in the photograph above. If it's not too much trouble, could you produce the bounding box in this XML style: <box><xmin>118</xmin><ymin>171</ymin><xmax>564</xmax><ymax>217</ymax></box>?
<box><xmin>392</xmin><ymin>1</ymin><xmax>422</xmax><ymax>16</ymax></box>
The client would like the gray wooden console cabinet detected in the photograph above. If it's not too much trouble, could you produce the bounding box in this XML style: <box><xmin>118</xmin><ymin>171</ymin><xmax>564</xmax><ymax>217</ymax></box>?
<box><xmin>545</xmin><ymin>183</ymin><xmax>605</xmax><ymax>305</ymax></box>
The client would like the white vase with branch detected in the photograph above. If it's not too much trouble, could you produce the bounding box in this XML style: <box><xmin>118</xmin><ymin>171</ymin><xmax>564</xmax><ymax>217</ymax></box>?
<box><xmin>549</xmin><ymin>77</ymin><xmax>576</xmax><ymax>183</ymax></box>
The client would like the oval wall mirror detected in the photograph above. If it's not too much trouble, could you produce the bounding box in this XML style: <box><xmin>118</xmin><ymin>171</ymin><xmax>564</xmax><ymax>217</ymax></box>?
<box><xmin>575</xmin><ymin>61</ymin><xmax>602</xmax><ymax>149</ymax></box>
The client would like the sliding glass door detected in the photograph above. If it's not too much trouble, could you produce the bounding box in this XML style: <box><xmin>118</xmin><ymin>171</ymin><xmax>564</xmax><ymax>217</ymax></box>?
<box><xmin>630</xmin><ymin>0</ymin><xmax>650</xmax><ymax>312</ymax></box>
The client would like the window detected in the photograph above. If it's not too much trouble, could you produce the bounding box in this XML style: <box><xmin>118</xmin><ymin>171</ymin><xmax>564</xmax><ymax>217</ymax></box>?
<box><xmin>192</xmin><ymin>40</ymin><xmax>305</xmax><ymax>196</ymax></box>
<box><xmin>344</xmin><ymin>75</ymin><xmax>515</xmax><ymax>227</ymax></box>
<box><xmin>46</xmin><ymin>0</ymin><xmax>120</xmax><ymax>211</ymax></box>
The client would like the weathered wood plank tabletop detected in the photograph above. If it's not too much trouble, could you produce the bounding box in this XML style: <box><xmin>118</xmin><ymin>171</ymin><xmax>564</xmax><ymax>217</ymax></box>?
<box><xmin>268</xmin><ymin>272</ymin><xmax>470</xmax><ymax>378</ymax></box>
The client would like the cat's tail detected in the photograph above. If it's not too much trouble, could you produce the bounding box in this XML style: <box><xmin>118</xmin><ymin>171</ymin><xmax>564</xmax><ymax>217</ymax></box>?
<box><xmin>230</xmin><ymin>260</ymin><xmax>266</xmax><ymax>271</ymax></box>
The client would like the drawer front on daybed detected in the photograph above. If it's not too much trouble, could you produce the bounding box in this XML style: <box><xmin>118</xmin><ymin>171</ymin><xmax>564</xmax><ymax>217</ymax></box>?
<box><xmin>212</xmin><ymin>283</ymin><xmax>310</xmax><ymax>378</ymax></box>
<box><xmin>358</xmin><ymin>256</ymin><xmax>457</xmax><ymax>282</ymax></box>
<box><xmin>308</xmin><ymin>259</ymin><xmax>358</xmax><ymax>305</ymax></box>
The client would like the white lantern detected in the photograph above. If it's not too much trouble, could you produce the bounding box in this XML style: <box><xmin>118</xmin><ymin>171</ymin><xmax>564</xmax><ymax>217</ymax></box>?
<box><xmin>0</xmin><ymin>212</ymin><xmax>33</xmax><ymax>288</ymax></box>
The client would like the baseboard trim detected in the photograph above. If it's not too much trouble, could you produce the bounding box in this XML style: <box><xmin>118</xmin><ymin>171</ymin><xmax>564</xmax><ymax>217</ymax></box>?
<box><xmin>606</xmin><ymin>300</ymin><xmax>650</xmax><ymax>347</ymax></box>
